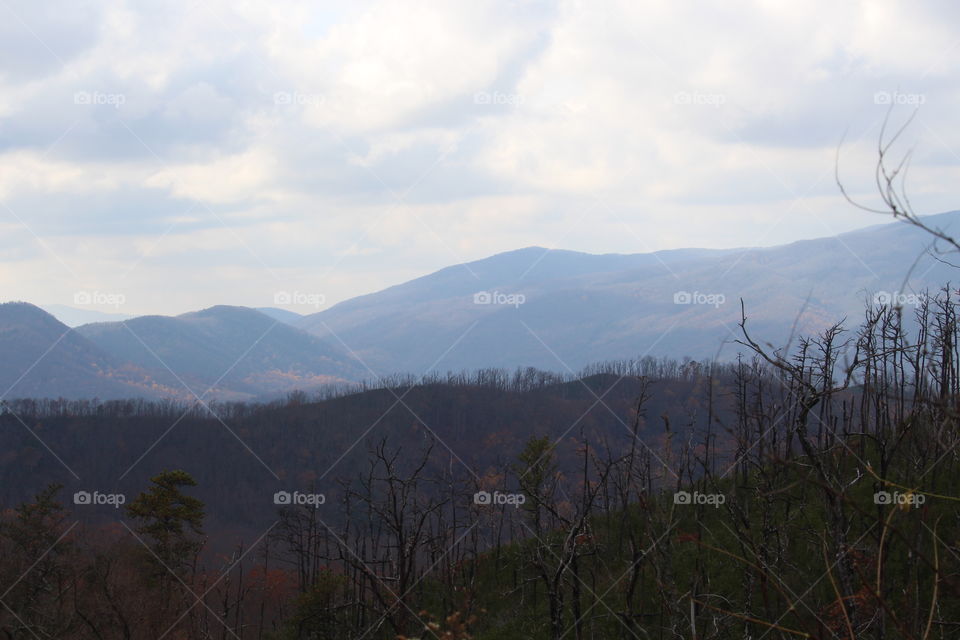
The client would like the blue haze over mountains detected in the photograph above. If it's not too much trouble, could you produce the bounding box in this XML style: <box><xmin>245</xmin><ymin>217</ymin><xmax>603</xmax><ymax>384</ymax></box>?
<box><xmin>3</xmin><ymin>212</ymin><xmax>959</xmax><ymax>401</ymax></box>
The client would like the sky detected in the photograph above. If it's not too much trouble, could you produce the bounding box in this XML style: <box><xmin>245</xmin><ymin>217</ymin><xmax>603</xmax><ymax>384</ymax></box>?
<box><xmin>2</xmin><ymin>0</ymin><xmax>960</xmax><ymax>316</ymax></box>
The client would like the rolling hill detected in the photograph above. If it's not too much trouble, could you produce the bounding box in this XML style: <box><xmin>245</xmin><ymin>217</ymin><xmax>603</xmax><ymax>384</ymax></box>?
<box><xmin>75</xmin><ymin>306</ymin><xmax>363</xmax><ymax>401</ymax></box>
<box><xmin>0</xmin><ymin>302</ymin><xmax>165</xmax><ymax>400</ymax></box>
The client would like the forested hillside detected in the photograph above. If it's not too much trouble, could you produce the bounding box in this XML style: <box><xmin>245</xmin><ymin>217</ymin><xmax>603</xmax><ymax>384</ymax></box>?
<box><xmin>3</xmin><ymin>290</ymin><xmax>960</xmax><ymax>638</ymax></box>
<box><xmin>0</xmin><ymin>357</ymin><xmax>728</xmax><ymax>532</ymax></box>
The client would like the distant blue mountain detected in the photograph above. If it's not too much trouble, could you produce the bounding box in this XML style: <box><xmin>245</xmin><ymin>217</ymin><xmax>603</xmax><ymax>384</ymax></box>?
<box><xmin>295</xmin><ymin>211</ymin><xmax>960</xmax><ymax>374</ymax></box>
<box><xmin>75</xmin><ymin>306</ymin><xmax>362</xmax><ymax>401</ymax></box>
<box><xmin>0</xmin><ymin>302</ymin><xmax>162</xmax><ymax>400</ymax></box>
<box><xmin>4</xmin><ymin>212</ymin><xmax>960</xmax><ymax>399</ymax></box>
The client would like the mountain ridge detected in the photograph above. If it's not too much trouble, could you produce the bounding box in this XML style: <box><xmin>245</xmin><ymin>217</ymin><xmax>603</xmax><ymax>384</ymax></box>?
<box><xmin>4</xmin><ymin>211</ymin><xmax>960</xmax><ymax>399</ymax></box>
<box><xmin>75</xmin><ymin>305</ymin><xmax>363</xmax><ymax>401</ymax></box>
<box><xmin>0</xmin><ymin>302</ymin><xmax>170</xmax><ymax>400</ymax></box>
<box><xmin>293</xmin><ymin>210</ymin><xmax>960</xmax><ymax>374</ymax></box>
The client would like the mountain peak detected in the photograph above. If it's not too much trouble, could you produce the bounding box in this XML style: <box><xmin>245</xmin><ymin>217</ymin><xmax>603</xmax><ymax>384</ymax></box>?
<box><xmin>0</xmin><ymin>301</ymin><xmax>65</xmax><ymax>329</ymax></box>
<box><xmin>179</xmin><ymin>305</ymin><xmax>269</xmax><ymax>321</ymax></box>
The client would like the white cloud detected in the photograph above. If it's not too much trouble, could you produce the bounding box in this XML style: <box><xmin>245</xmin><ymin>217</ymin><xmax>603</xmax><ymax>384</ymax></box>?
<box><xmin>144</xmin><ymin>149</ymin><xmax>278</xmax><ymax>204</ymax></box>
<box><xmin>2</xmin><ymin>0</ymin><xmax>960</xmax><ymax>314</ymax></box>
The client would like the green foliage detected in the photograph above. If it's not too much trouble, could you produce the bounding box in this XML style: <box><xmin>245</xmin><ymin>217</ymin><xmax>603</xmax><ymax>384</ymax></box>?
<box><xmin>272</xmin><ymin>569</ymin><xmax>349</xmax><ymax>639</ymax></box>
<box><xmin>0</xmin><ymin>484</ymin><xmax>73</xmax><ymax>637</ymax></box>
<box><xmin>512</xmin><ymin>436</ymin><xmax>557</xmax><ymax>521</ymax></box>
<box><xmin>5</xmin><ymin>483</ymin><xmax>67</xmax><ymax>557</ymax></box>
<box><xmin>126</xmin><ymin>469</ymin><xmax>205</xmax><ymax>571</ymax></box>
<box><xmin>451</xmin><ymin>426</ymin><xmax>960</xmax><ymax>640</ymax></box>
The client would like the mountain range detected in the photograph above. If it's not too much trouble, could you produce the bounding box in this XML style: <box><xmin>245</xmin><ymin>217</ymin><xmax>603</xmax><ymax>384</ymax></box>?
<box><xmin>294</xmin><ymin>211</ymin><xmax>960</xmax><ymax>373</ymax></box>
<box><xmin>0</xmin><ymin>304</ymin><xmax>361</xmax><ymax>402</ymax></box>
<box><xmin>4</xmin><ymin>211</ymin><xmax>960</xmax><ymax>400</ymax></box>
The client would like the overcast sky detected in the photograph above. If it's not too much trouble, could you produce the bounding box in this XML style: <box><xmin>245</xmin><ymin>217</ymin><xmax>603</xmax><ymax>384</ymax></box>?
<box><xmin>2</xmin><ymin>0</ymin><xmax>960</xmax><ymax>316</ymax></box>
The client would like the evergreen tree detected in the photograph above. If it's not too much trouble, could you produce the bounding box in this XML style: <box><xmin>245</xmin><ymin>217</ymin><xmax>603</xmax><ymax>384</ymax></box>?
<box><xmin>126</xmin><ymin>469</ymin><xmax>205</xmax><ymax>572</ymax></box>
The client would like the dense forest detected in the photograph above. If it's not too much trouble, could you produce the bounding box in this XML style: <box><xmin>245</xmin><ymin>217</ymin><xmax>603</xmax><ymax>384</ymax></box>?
<box><xmin>0</xmin><ymin>356</ymin><xmax>730</xmax><ymax>532</ymax></box>
<box><xmin>2</xmin><ymin>287</ymin><xmax>960</xmax><ymax>638</ymax></box>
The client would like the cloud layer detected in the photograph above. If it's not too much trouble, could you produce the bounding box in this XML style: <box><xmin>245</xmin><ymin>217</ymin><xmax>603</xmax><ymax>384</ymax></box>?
<box><xmin>2</xmin><ymin>0</ymin><xmax>959</xmax><ymax>315</ymax></box>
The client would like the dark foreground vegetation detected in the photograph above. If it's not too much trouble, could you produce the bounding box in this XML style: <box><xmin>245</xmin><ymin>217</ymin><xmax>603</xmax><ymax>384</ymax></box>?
<box><xmin>1</xmin><ymin>287</ymin><xmax>960</xmax><ymax>639</ymax></box>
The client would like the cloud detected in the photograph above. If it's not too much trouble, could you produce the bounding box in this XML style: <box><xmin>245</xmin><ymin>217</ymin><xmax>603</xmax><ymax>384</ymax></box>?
<box><xmin>2</xmin><ymin>0</ymin><xmax>960</xmax><ymax>315</ymax></box>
